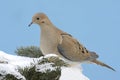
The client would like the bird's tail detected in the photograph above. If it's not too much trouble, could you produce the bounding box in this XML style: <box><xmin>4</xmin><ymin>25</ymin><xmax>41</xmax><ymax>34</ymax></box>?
<box><xmin>91</xmin><ymin>59</ymin><xmax>115</xmax><ymax>71</ymax></box>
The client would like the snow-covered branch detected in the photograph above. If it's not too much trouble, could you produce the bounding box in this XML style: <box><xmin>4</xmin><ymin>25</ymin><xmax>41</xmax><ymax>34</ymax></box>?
<box><xmin>0</xmin><ymin>51</ymin><xmax>89</xmax><ymax>80</ymax></box>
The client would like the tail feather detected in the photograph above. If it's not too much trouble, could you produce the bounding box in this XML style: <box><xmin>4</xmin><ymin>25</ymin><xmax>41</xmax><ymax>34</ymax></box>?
<box><xmin>91</xmin><ymin>59</ymin><xmax>115</xmax><ymax>71</ymax></box>
<box><xmin>89</xmin><ymin>51</ymin><xmax>99</xmax><ymax>59</ymax></box>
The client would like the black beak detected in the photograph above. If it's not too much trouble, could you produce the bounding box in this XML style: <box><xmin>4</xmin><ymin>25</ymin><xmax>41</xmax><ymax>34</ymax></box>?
<box><xmin>28</xmin><ymin>22</ymin><xmax>33</xmax><ymax>27</ymax></box>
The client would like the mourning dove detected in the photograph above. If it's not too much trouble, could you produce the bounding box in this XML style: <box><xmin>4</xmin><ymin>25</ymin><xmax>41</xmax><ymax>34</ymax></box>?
<box><xmin>29</xmin><ymin>13</ymin><xmax>115</xmax><ymax>71</ymax></box>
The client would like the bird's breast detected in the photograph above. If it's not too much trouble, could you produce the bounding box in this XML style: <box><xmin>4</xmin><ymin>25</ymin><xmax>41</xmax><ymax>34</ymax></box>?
<box><xmin>40</xmin><ymin>31</ymin><xmax>60</xmax><ymax>55</ymax></box>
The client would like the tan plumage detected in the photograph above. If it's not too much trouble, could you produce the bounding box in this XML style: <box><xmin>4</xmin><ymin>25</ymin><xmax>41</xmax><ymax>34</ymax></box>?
<box><xmin>29</xmin><ymin>13</ymin><xmax>115</xmax><ymax>71</ymax></box>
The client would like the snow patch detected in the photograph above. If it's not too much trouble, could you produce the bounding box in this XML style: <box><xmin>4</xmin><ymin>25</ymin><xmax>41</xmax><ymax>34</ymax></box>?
<box><xmin>36</xmin><ymin>63</ymin><xmax>57</xmax><ymax>73</ymax></box>
<box><xmin>60</xmin><ymin>67</ymin><xmax>89</xmax><ymax>80</ymax></box>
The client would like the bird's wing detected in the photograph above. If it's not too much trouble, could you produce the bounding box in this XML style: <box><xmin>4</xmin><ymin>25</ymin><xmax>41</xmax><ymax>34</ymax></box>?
<box><xmin>57</xmin><ymin>33</ymin><xmax>98</xmax><ymax>62</ymax></box>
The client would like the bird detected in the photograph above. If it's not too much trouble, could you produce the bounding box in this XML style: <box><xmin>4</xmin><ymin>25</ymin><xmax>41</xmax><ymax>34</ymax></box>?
<box><xmin>28</xmin><ymin>13</ymin><xmax>115</xmax><ymax>71</ymax></box>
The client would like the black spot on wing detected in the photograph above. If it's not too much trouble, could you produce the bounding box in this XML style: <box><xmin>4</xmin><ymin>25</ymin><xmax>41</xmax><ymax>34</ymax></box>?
<box><xmin>81</xmin><ymin>51</ymin><xmax>85</xmax><ymax>54</ymax></box>
<box><xmin>84</xmin><ymin>47</ymin><xmax>88</xmax><ymax>53</ymax></box>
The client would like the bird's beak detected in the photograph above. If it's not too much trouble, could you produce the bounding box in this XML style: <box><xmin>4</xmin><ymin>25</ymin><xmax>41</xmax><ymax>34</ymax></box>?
<box><xmin>28</xmin><ymin>22</ymin><xmax>33</xmax><ymax>27</ymax></box>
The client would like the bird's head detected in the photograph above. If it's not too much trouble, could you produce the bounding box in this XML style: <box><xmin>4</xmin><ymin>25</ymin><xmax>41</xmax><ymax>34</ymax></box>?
<box><xmin>28</xmin><ymin>13</ymin><xmax>51</xmax><ymax>27</ymax></box>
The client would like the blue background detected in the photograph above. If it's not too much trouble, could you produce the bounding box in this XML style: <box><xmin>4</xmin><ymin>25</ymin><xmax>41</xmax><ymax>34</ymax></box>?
<box><xmin>0</xmin><ymin>0</ymin><xmax>119</xmax><ymax>80</ymax></box>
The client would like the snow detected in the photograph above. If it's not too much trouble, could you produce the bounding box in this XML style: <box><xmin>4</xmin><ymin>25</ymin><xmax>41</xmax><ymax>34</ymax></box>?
<box><xmin>0</xmin><ymin>64</ymin><xmax>26</xmax><ymax>80</ymax></box>
<box><xmin>60</xmin><ymin>67</ymin><xmax>89</xmax><ymax>80</ymax></box>
<box><xmin>35</xmin><ymin>63</ymin><xmax>57</xmax><ymax>73</ymax></box>
<box><xmin>0</xmin><ymin>51</ymin><xmax>89</xmax><ymax>80</ymax></box>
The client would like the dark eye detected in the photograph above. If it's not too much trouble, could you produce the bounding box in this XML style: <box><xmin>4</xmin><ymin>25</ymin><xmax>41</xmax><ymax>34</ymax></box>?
<box><xmin>36</xmin><ymin>18</ymin><xmax>40</xmax><ymax>20</ymax></box>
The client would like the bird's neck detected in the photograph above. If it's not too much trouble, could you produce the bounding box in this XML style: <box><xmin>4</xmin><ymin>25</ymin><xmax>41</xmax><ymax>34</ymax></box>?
<box><xmin>40</xmin><ymin>24</ymin><xmax>57</xmax><ymax>33</ymax></box>
<box><xmin>38</xmin><ymin>18</ymin><xmax>63</xmax><ymax>42</ymax></box>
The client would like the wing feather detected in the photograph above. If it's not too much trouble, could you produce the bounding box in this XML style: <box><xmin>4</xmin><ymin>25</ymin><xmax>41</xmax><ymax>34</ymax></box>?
<box><xmin>57</xmin><ymin>33</ymin><xmax>96</xmax><ymax>62</ymax></box>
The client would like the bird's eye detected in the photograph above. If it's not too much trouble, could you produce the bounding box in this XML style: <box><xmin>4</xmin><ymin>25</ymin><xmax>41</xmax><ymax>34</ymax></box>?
<box><xmin>36</xmin><ymin>18</ymin><xmax>40</xmax><ymax>20</ymax></box>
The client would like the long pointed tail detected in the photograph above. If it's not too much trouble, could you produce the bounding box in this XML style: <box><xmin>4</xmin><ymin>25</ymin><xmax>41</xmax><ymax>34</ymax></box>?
<box><xmin>91</xmin><ymin>59</ymin><xmax>115</xmax><ymax>71</ymax></box>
